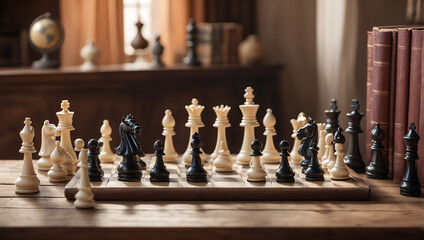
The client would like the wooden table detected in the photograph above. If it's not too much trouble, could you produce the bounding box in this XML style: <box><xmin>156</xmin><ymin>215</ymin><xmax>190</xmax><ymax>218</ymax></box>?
<box><xmin>0</xmin><ymin>159</ymin><xmax>423</xmax><ymax>239</ymax></box>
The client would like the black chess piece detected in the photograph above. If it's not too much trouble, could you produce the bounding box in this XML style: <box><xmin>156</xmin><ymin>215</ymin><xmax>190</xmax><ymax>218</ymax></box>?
<box><xmin>304</xmin><ymin>142</ymin><xmax>324</xmax><ymax>181</ymax></box>
<box><xmin>151</xmin><ymin>35</ymin><xmax>164</xmax><ymax>68</ymax></box>
<box><xmin>87</xmin><ymin>139</ymin><xmax>104</xmax><ymax>182</ymax></box>
<box><xmin>276</xmin><ymin>140</ymin><xmax>295</xmax><ymax>183</ymax></box>
<box><xmin>366</xmin><ymin>123</ymin><xmax>389</xmax><ymax>179</ymax></box>
<box><xmin>296</xmin><ymin>117</ymin><xmax>319</xmax><ymax>172</ymax></box>
<box><xmin>186</xmin><ymin>132</ymin><xmax>207</xmax><ymax>182</ymax></box>
<box><xmin>344</xmin><ymin>99</ymin><xmax>365</xmax><ymax>173</ymax></box>
<box><xmin>150</xmin><ymin>140</ymin><xmax>170</xmax><ymax>182</ymax></box>
<box><xmin>400</xmin><ymin>123</ymin><xmax>421</xmax><ymax>197</ymax></box>
<box><xmin>183</xmin><ymin>19</ymin><xmax>201</xmax><ymax>66</ymax></box>
<box><xmin>324</xmin><ymin>99</ymin><xmax>341</xmax><ymax>135</ymax></box>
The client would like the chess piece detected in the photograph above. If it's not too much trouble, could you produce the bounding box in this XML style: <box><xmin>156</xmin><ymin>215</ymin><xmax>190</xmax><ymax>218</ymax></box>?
<box><xmin>211</xmin><ymin>105</ymin><xmax>231</xmax><ymax>161</ymax></box>
<box><xmin>37</xmin><ymin>120</ymin><xmax>56</xmax><ymax>170</ymax></box>
<box><xmin>321</xmin><ymin>133</ymin><xmax>334</xmax><ymax>171</ymax></box>
<box><xmin>151</xmin><ymin>35</ymin><xmax>164</xmax><ymax>67</ymax></box>
<box><xmin>74</xmin><ymin>143</ymin><xmax>95</xmax><ymax>209</ymax></box>
<box><xmin>330</xmin><ymin>128</ymin><xmax>350</xmax><ymax>180</ymax></box>
<box><xmin>15</xmin><ymin>118</ymin><xmax>40</xmax><ymax>193</ymax></box>
<box><xmin>87</xmin><ymin>139</ymin><xmax>104</xmax><ymax>182</ymax></box>
<box><xmin>238</xmin><ymin>34</ymin><xmax>264</xmax><ymax>65</ymax></box>
<box><xmin>80</xmin><ymin>40</ymin><xmax>100</xmax><ymax>71</ymax></box>
<box><xmin>261</xmin><ymin>109</ymin><xmax>280</xmax><ymax>164</ymax></box>
<box><xmin>56</xmin><ymin>100</ymin><xmax>78</xmax><ymax>165</ymax></box>
<box><xmin>325</xmin><ymin>135</ymin><xmax>337</xmax><ymax>171</ymax></box>
<box><xmin>236</xmin><ymin>87</ymin><xmax>260</xmax><ymax>165</ymax></box>
<box><xmin>400</xmin><ymin>123</ymin><xmax>421</xmax><ymax>197</ymax></box>
<box><xmin>74</xmin><ymin>138</ymin><xmax>88</xmax><ymax>165</ymax></box>
<box><xmin>247</xmin><ymin>139</ymin><xmax>267</xmax><ymax>182</ymax></box>
<box><xmin>182</xmin><ymin>99</ymin><xmax>207</xmax><ymax>165</ymax></box>
<box><xmin>48</xmin><ymin>140</ymin><xmax>68</xmax><ymax>182</ymax></box>
<box><xmin>132</xmin><ymin>18</ymin><xmax>149</xmax><ymax>63</ymax></box>
<box><xmin>324</xmin><ymin>99</ymin><xmax>341</xmax><ymax>135</ymax></box>
<box><xmin>116</xmin><ymin>114</ymin><xmax>143</xmax><ymax>182</ymax></box>
<box><xmin>186</xmin><ymin>132</ymin><xmax>207</xmax><ymax>182</ymax></box>
<box><xmin>61</xmin><ymin>142</ymin><xmax>75</xmax><ymax>176</ymax></box>
<box><xmin>344</xmin><ymin>99</ymin><xmax>365</xmax><ymax>173</ymax></box>
<box><xmin>183</xmin><ymin>19</ymin><xmax>201</xmax><ymax>66</ymax></box>
<box><xmin>213</xmin><ymin>140</ymin><xmax>233</xmax><ymax>172</ymax></box>
<box><xmin>290</xmin><ymin>112</ymin><xmax>307</xmax><ymax>164</ymax></box>
<box><xmin>316</xmin><ymin>123</ymin><xmax>326</xmax><ymax>161</ymax></box>
<box><xmin>366</xmin><ymin>123</ymin><xmax>389</xmax><ymax>179</ymax></box>
<box><xmin>304</xmin><ymin>142</ymin><xmax>324</xmax><ymax>181</ymax></box>
<box><xmin>150</xmin><ymin>140</ymin><xmax>170</xmax><ymax>182</ymax></box>
<box><xmin>99</xmin><ymin>120</ymin><xmax>115</xmax><ymax>163</ymax></box>
<box><xmin>162</xmin><ymin>109</ymin><xmax>178</xmax><ymax>163</ymax></box>
<box><xmin>276</xmin><ymin>140</ymin><xmax>295</xmax><ymax>183</ymax></box>
<box><xmin>296</xmin><ymin>117</ymin><xmax>319</xmax><ymax>172</ymax></box>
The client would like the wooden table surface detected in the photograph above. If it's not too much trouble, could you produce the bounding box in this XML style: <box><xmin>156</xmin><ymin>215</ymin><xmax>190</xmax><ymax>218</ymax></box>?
<box><xmin>1</xmin><ymin>160</ymin><xmax>423</xmax><ymax>240</ymax></box>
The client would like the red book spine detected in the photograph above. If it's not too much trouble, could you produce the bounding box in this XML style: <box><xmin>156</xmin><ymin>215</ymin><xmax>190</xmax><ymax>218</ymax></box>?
<box><xmin>418</xmin><ymin>31</ymin><xmax>424</xmax><ymax>185</ymax></box>
<box><xmin>365</xmin><ymin>31</ymin><xmax>374</xmax><ymax>166</ymax></box>
<box><xmin>387</xmin><ymin>31</ymin><xmax>398</xmax><ymax>178</ymax></box>
<box><xmin>371</xmin><ymin>30</ymin><xmax>392</xmax><ymax>170</ymax></box>
<box><xmin>393</xmin><ymin>29</ymin><xmax>412</xmax><ymax>183</ymax></box>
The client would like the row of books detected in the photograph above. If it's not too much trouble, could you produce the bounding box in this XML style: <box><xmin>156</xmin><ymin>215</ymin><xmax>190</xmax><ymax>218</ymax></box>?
<box><xmin>366</xmin><ymin>25</ymin><xmax>424</xmax><ymax>184</ymax></box>
<box><xmin>197</xmin><ymin>22</ymin><xmax>243</xmax><ymax>65</ymax></box>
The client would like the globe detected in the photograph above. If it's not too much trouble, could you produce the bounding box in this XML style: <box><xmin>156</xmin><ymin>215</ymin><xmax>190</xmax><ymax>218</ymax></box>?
<box><xmin>29</xmin><ymin>17</ymin><xmax>62</xmax><ymax>51</ymax></box>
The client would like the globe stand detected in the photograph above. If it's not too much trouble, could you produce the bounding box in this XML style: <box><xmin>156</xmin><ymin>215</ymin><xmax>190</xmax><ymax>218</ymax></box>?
<box><xmin>32</xmin><ymin>53</ymin><xmax>59</xmax><ymax>69</ymax></box>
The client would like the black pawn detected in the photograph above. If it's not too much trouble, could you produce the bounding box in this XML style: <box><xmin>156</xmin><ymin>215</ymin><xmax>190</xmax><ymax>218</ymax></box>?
<box><xmin>186</xmin><ymin>132</ymin><xmax>207</xmax><ymax>182</ymax></box>
<box><xmin>366</xmin><ymin>123</ymin><xmax>389</xmax><ymax>179</ymax></box>
<box><xmin>304</xmin><ymin>142</ymin><xmax>324</xmax><ymax>181</ymax></box>
<box><xmin>400</xmin><ymin>123</ymin><xmax>421</xmax><ymax>197</ymax></box>
<box><xmin>88</xmin><ymin>139</ymin><xmax>104</xmax><ymax>182</ymax></box>
<box><xmin>276</xmin><ymin>140</ymin><xmax>295</xmax><ymax>183</ymax></box>
<box><xmin>344</xmin><ymin>99</ymin><xmax>365</xmax><ymax>173</ymax></box>
<box><xmin>324</xmin><ymin>99</ymin><xmax>341</xmax><ymax>135</ymax></box>
<box><xmin>183</xmin><ymin>19</ymin><xmax>201</xmax><ymax>66</ymax></box>
<box><xmin>151</xmin><ymin>35</ymin><xmax>164</xmax><ymax>68</ymax></box>
<box><xmin>150</xmin><ymin>140</ymin><xmax>170</xmax><ymax>182</ymax></box>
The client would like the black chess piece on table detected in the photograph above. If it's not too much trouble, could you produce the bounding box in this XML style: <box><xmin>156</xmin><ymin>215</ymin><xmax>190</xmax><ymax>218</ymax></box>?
<box><xmin>150</xmin><ymin>140</ymin><xmax>170</xmax><ymax>182</ymax></box>
<box><xmin>87</xmin><ymin>139</ymin><xmax>104</xmax><ymax>182</ymax></box>
<box><xmin>183</xmin><ymin>19</ymin><xmax>201</xmax><ymax>66</ymax></box>
<box><xmin>400</xmin><ymin>123</ymin><xmax>421</xmax><ymax>197</ymax></box>
<box><xmin>151</xmin><ymin>35</ymin><xmax>164</xmax><ymax>68</ymax></box>
<box><xmin>344</xmin><ymin>99</ymin><xmax>365</xmax><ymax>173</ymax></box>
<box><xmin>304</xmin><ymin>142</ymin><xmax>324</xmax><ymax>181</ymax></box>
<box><xmin>186</xmin><ymin>132</ymin><xmax>207</xmax><ymax>182</ymax></box>
<box><xmin>366</xmin><ymin>123</ymin><xmax>389</xmax><ymax>179</ymax></box>
<box><xmin>324</xmin><ymin>99</ymin><xmax>341</xmax><ymax>135</ymax></box>
<box><xmin>296</xmin><ymin>117</ymin><xmax>319</xmax><ymax>172</ymax></box>
<box><xmin>276</xmin><ymin>140</ymin><xmax>295</xmax><ymax>183</ymax></box>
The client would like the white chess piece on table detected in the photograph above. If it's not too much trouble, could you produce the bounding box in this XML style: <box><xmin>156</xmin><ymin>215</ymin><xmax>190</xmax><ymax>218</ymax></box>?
<box><xmin>321</xmin><ymin>133</ymin><xmax>332</xmax><ymax>170</ymax></box>
<box><xmin>247</xmin><ymin>139</ymin><xmax>266</xmax><ymax>181</ymax></box>
<box><xmin>211</xmin><ymin>105</ymin><xmax>231</xmax><ymax>161</ymax></box>
<box><xmin>162</xmin><ymin>109</ymin><xmax>178</xmax><ymax>163</ymax></box>
<box><xmin>330</xmin><ymin>129</ymin><xmax>350</xmax><ymax>180</ymax></box>
<box><xmin>15</xmin><ymin>117</ymin><xmax>40</xmax><ymax>193</ymax></box>
<box><xmin>325</xmin><ymin>135</ymin><xmax>337</xmax><ymax>171</ymax></box>
<box><xmin>261</xmin><ymin>109</ymin><xmax>280</xmax><ymax>164</ymax></box>
<box><xmin>80</xmin><ymin>40</ymin><xmax>100</xmax><ymax>71</ymax></box>
<box><xmin>213</xmin><ymin>140</ymin><xmax>233</xmax><ymax>172</ymax></box>
<box><xmin>48</xmin><ymin>141</ymin><xmax>68</xmax><ymax>182</ymax></box>
<box><xmin>60</xmin><ymin>142</ymin><xmax>75</xmax><ymax>176</ymax></box>
<box><xmin>316</xmin><ymin>124</ymin><xmax>326</xmax><ymax>161</ymax></box>
<box><xmin>99</xmin><ymin>120</ymin><xmax>115</xmax><ymax>163</ymax></box>
<box><xmin>56</xmin><ymin>100</ymin><xmax>78</xmax><ymax>166</ymax></box>
<box><xmin>37</xmin><ymin>120</ymin><xmax>56</xmax><ymax>171</ymax></box>
<box><xmin>74</xmin><ymin>145</ymin><xmax>95</xmax><ymax>209</ymax></box>
<box><xmin>236</xmin><ymin>87</ymin><xmax>260</xmax><ymax>165</ymax></box>
<box><xmin>74</xmin><ymin>138</ymin><xmax>88</xmax><ymax>162</ymax></box>
<box><xmin>289</xmin><ymin>112</ymin><xmax>307</xmax><ymax>164</ymax></box>
<box><xmin>182</xmin><ymin>98</ymin><xmax>207</xmax><ymax>165</ymax></box>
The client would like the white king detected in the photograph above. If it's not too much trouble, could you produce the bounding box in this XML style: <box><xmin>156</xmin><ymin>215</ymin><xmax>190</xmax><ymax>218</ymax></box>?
<box><xmin>211</xmin><ymin>105</ymin><xmax>231</xmax><ymax>161</ymax></box>
<box><xmin>56</xmin><ymin>100</ymin><xmax>78</xmax><ymax>165</ymax></box>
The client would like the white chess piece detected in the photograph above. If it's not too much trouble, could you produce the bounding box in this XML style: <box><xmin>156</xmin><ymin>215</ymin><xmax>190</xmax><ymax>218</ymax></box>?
<box><xmin>289</xmin><ymin>112</ymin><xmax>307</xmax><ymax>164</ymax></box>
<box><xmin>182</xmin><ymin>98</ymin><xmax>207</xmax><ymax>165</ymax></box>
<box><xmin>60</xmin><ymin>142</ymin><xmax>75</xmax><ymax>176</ymax></box>
<box><xmin>37</xmin><ymin>120</ymin><xmax>56</xmax><ymax>171</ymax></box>
<box><xmin>15</xmin><ymin>117</ymin><xmax>40</xmax><ymax>193</ymax></box>
<box><xmin>325</xmin><ymin>136</ymin><xmax>337</xmax><ymax>171</ymax></box>
<box><xmin>211</xmin><ymin>105</ymin><xmax>231</xmax><ymax>161</ymax></box>
<box><xmin>74</xmin><ymin>138</ymin><xmax>88</xmax><ymax>162</ymax></box>
<box><xmin>213</xmin><ymin>140</ymin><xmax>233</xmax><ymax>172</ymax></box>
<box><xmin>236</xmin><ymin>87</ymin><xmax>260</xmax><ymax>165</ymax></box>
<box><xmin>99</xmin><ymin>120</ymin><xmax>115</xmax><ymax>163</ymax></box>
<box><xmin>56</xmin><ymin>100</ymin><xmax>78</xmax><ymax>165</ymax></box>
<box><xmin>321</xmin><ymin>133</ymin><xmax>332</xmax><ymax>170</ymax></box>
<box><xmin>162</xmin><ymin>109</ymin><xmax>178</xmax><ymax>163</ymax></box>
<box><xmin>316</xmin><ymin>124</ymin><xmax>326</xmax><ymax>161</ymax></box>
<box><xmin>74</xmin><ymin>147</ymin><xmax>95</xmax><ymax>208</ymax></box>
<box><xmin>330</xmin><ymin>142</ymin><xmax>350</xmax><ymax>180</ymax></box>
<box><xmin>247</xmin><ymin>140</ymin><xmax>266</xmax><ymax>181</ymax></box>
<box><xmin>261</xmin><ymin>109</ymin><xmax>280</xmax><ymax>163</ymax></box>
<box><xmin>80</xmin><ymin>40</ymin><xmax>100</xmax><ymax>71</ymax></box>
<box><xmin>48</xmin><ymin>141</ymin><xmax>68</xmax><ymax>182</ymax></box>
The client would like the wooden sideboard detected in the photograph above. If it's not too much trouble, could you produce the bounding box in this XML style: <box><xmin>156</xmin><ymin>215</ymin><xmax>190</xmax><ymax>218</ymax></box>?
<box><xmin>0</xmin><ymin>64</ymin><xmax>282</xmax><ymax>159</ymax></box>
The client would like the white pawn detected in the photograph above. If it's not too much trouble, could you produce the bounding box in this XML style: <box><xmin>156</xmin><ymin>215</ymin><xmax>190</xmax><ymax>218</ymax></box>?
<box><xmin>211</xmin><ymin>105</ymin><xmax>231</xmax><ymax>161</ymax></box>
<box><xmin>37</xmin><ymin>120</ymin><xmax>57</xmax><ymax>171</ymax></box>
<box><xmin>15</xmin><ymin>117</ymin><xmax>40</xmax><ymax>193</ymax></box>
<box><xmin>317</xmin><ymin>124</ymin><xmax>326</xmax><ymax>161</ymax></box>
<box><xmin>48</xmin><ymin>141</ymin><xmax>68</xmax><ymax>182</ymax></box>
<box><xmin>99</xmin><ymin>120</ymin><xmax>115</xmax><ymax>163</ymax></box>
<box><xmin>74</xmin><ymin>145</ymin><xmax>95</xmax><ymax>208</ymax></box>
<box><xmin>321</xmin><ymin>133</ymin><xmax>332</xmax><ymax>170</ymax></box>
<box><xmin>74</xmin><ymin>138</ymin><xmax>87</xmax><ymax>161</ymax></box>
<box><xmin>330</xmin><ymin>128</ymin><xmax>350</xmax><ymax>180</ymax></box>
<box><xmin>289</xmin><ymin>112</ymin><xmax>307</xmax><ymax>164</ymax></box>
<box><xmin>247</xmin><ymin>140</ymin><xmax>267</xmax><ymax>182</ymax></box>
<box><xmin>162</xmin><ymin>109</ymin><xmax>178</xmax><ymax>163</ymax></box>
<box><xmin>261</xmin><ymin>109</ymin><xmax>280</xmax><ymax>163</ymax></box>
<box><xmin>213</xmin><ymin>140</ymin><xmax>233</xmax><ymax>172</ymax></box>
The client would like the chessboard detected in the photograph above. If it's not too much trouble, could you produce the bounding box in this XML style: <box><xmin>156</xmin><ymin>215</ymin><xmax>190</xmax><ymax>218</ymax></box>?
<box><xmin>64</xmin><ymin>155</ymin><xmax>370</xmax><ymax>201</ymax></box>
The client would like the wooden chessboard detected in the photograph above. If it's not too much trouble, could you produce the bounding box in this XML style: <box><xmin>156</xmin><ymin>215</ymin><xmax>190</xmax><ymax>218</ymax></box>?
<box><xmin>64</xmin><ymin>155</ymin><xmax>370</xmax><ymax>201</ymax></box>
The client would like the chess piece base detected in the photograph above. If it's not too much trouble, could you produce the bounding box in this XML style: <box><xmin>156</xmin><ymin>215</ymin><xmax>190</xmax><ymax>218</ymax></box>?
<box><xmin>15</xmin><ymin>187</ymin><xmax>39</xmax><ymax>194</ymax></box>
<box><xmin>344</xmin><ymin>155</ymin><xmax>365</xmax><ymax>173</ymax></box>
<box><xmin>37</xmin><ymin>157</ymin><xmax>53</xmax><ymax>171</ymax></box>
<box><xmin>15</xmin><ymin>175</ymin><xmax>40</xmax><ymax>193</ymax></box>
<box><xmin>74</xmin><ymin>199</ymin><xmax>95</xmax><ymax>209</ymax></box>
<box><xmin>150</xmin><ymin>176</ymin><xmax>170</xmax><ymax>182</ymax></box>
<box><xmin>365</xmin><ymin>165</ymin><xmax>388</xmax><ymax>179</ymax></box>
<box><xmin>400</xmin><ymin>180</ymin><xmax>421</xmax><ymax>197</ymax></box>
<box><xmin>215</xmin><ymin>167</ymin><xmax>233</xmax><ymax>173</ymax></box>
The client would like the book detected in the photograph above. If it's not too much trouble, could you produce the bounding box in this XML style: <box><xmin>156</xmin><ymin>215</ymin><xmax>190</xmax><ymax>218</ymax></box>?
<box><xmin>365</xmin><ymin>31</ymin><xmax>374</xmax><ymax>166</ymax></box>
<box><xmin>387</xmin><ymin>31</ymin><xmax>398</xmax><ymax>178</ymax></box>
<box><xmin>418</xmin><ymin>31</ymin><xmax>424</xmax><ymax>185</ymax></box>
